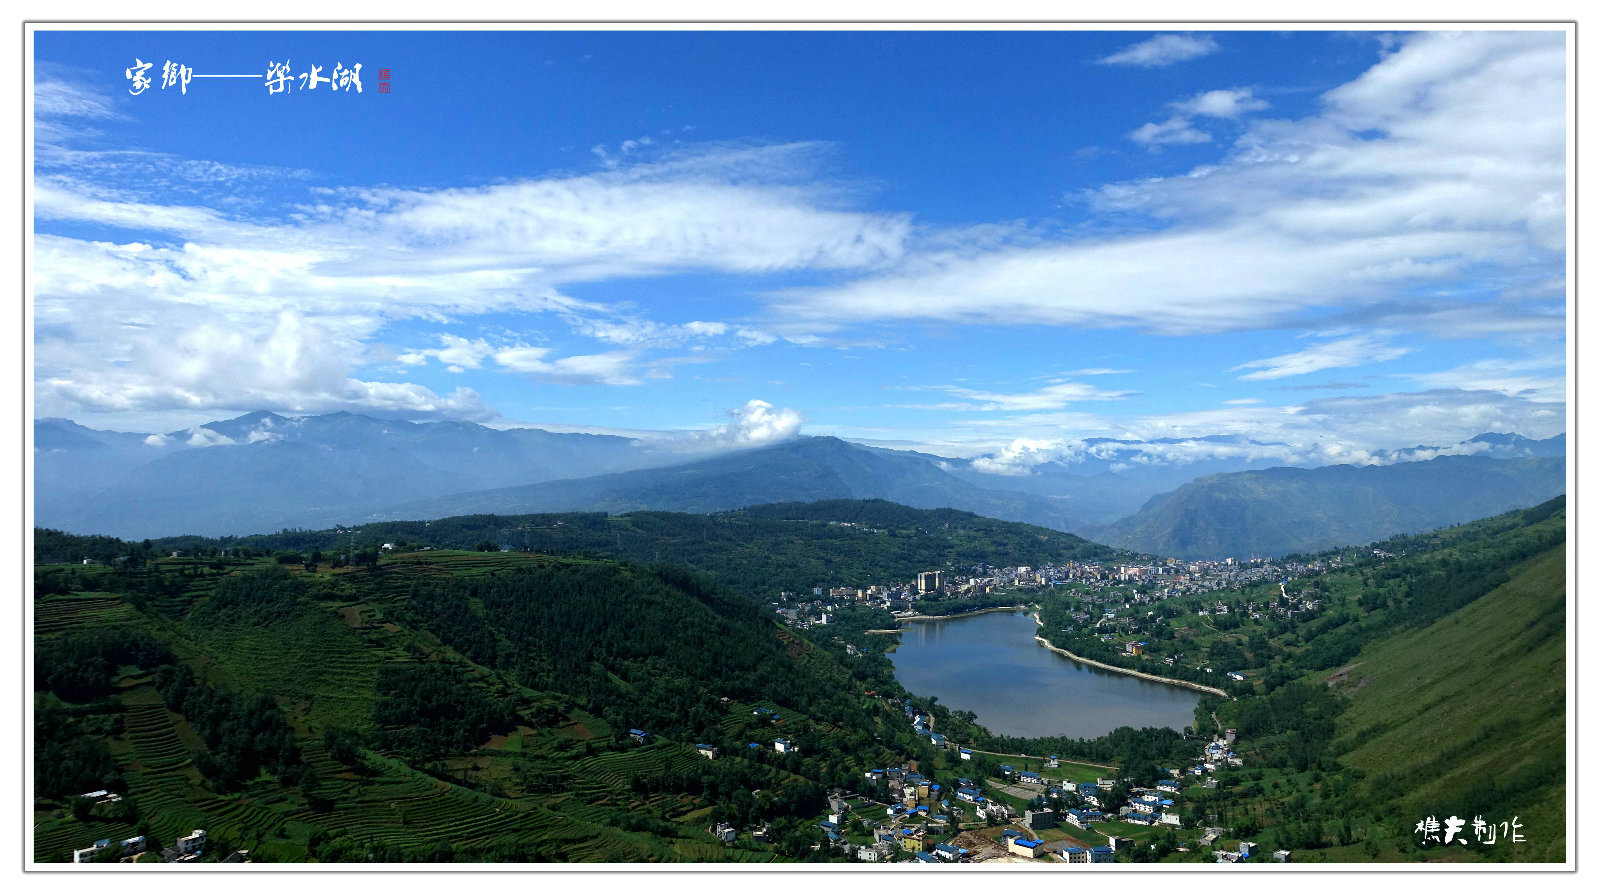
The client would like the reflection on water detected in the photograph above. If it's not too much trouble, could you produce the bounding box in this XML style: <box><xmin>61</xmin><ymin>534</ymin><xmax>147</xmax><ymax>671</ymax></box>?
<box><xmin>887</xmin><ymin>611</ymin><xmax>1202</xmax><ymax>739</ymax></box>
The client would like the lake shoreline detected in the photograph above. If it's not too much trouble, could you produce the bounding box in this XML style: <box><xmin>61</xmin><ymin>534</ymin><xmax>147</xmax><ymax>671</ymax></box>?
<box><xmin>899</xmin><ymin>604</ymin><xmax>1031</xmax><ymax>623</ymax></box>
<box><xmin>1028</xmin><ymin>624</ymin><xmax>1229</xmax><ymax>697</ymax></box>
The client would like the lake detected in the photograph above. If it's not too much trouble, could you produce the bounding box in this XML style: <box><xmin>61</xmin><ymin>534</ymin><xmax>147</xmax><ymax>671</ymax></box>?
<box><xmin>887</xmin><ymin>610</ymin><xmax>1203</xmax><ymax>739</ymax></box>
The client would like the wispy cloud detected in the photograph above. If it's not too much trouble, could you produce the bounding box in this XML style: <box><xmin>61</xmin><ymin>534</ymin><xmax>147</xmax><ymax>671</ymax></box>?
<box><xmin>901</xmin><ymin>380</ymin><xmax>1133</xmax><ymax>412</ymax></box>
<box><xmin>1100</xmin><ymin>34</ymin><xmax>1220</xmax><ymax>67</ymax></box>
<box><xmin>1171</xmin><ymin>87</ymin><xmax>1268</xmax><ymax>119</ymax></box>
<box><xmin>1128</xmin><ymin>117</ymin><xmax>1212</xmax><ymax>147</ymax></box>
<box><xmin>1232</xmin><ymin>334</ymin><xmax>1411</xmax><ymax>381</ymax></box>
<box><xmin>772</xmin><ymin>32</ymin><xmax>1565</xmax><ymax>341</ymax></box>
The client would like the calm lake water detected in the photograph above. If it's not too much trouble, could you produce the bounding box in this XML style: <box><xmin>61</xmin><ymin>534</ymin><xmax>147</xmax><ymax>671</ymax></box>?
<box><xmin>887</xmin><ymin>610</ymin><xmax>1203</xmax><ymax>739</ymax></box>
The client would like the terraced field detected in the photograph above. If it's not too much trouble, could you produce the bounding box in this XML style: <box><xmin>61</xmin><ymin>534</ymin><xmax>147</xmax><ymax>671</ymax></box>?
<box><xmin>32</xmin><ymin>551</ymin><xmax>850</xmax><ymax>863</ymax></box>
<box><xmin>33</xmin><ymin>594</ymin><xmax>136</xmax><ymax>636</ymax></box>
<box><xmin>193</xmin><ymin>605</ymin><xmax>383</xmax><ymax>730</ymax></box>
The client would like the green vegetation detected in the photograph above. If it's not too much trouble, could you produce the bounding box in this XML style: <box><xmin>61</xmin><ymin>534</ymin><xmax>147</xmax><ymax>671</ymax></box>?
<box><xmin>30</xmin><ymin>496</ymin><xmax>1566</xmax><ymax>863</ymax></box>
<box><xmin>38</xmin><ymin>499</ymin><xmax>1129</xmax><ymax>602</ymax></box>
<box><xmin>31</xmin><ymin>544</ymin><xmax>930</xmax><ymax>862</ymax></box>
<box><xmin>1167</xmin><ymin>498</ymin><xmax>1567</xmax><ymax>863</ymax></box>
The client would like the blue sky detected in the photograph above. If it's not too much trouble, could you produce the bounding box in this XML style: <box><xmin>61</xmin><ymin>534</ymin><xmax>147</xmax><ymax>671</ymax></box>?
<box><xmin>31</xmin><ymin>28</ymin><xmax>1568</xmax><ymax>471</ymax></box>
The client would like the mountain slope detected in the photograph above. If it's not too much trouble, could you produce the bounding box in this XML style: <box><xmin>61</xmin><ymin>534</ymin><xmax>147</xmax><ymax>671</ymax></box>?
<box><xmin>33</xmin><ymin>412</ymin><xmax>664</xmax><ymax>538</ymax></box>
<box><xmin>1088</xmin><ymin>454</ymin><xmax>1565</xmax><ymax>559</ymax></box>
<box><xmin>31</xmin><ymin>548</ymin><xmax>927</xmax><ymax>863</ymax></box>
<box><xmin>1330</xmin><ymin>541</ymin><xmax>1565</xmax><ymax>861</ymax></box>
<box><xmin>369</xmin><ymin>436</ymin><xmax>1093</xmax><ymax>533</ymax></box>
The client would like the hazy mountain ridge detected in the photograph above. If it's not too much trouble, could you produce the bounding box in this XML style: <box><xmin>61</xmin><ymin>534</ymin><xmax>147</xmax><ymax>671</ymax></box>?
<box><xmin>34</xmin><ymin>411</ymin><xmax>1567</xmax><ymax>554</ymax></box>
<box><xmin>1085</xmin><ymin>453</ymin><xmax>1566</xmax><ymax>559</ymax></box>
<box><xmin>33</xmin><ymin>412</ymin><xmax>666</xmax><ymax>538</ymax></box>
<box><xmin>365</xmin><ymin>436</ymin><xmax>1091</xmax><ymax>533</ymax></box>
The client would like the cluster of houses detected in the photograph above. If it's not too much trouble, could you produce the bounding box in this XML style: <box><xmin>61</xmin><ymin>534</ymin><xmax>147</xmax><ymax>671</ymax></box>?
<box><xmin>73</xmin><ymin>828</ymin><xmax>209</xmax><ymax>865</ymax></box>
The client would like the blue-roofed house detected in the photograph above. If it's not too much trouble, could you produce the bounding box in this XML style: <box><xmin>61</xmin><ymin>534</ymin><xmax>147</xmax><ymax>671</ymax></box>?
<box><xmin>696</xmin><ymin>743</ymin><xmax>717</xmax><ymax>760</ymax></box>
<box><xmin>1007</xmin><ymin>837</ymin><xmax>1044</xmax><ymax>858</ymax></box>
<box><xmin>912</xmin><ymin>851</ymin><xmax>937</xmax><ymax>863</ymax></box>
<box><xmin>1089</xmin><ymin>846</ymin><xmax>1115</xmax><ymax>863</ymax></box>
<box><xmin>959</xmin><ymin>748</ymin><xmax>973</xmax><ymax>760</ymax></box>
<box><xmin>628</xmin><ymin>729</ymin><xmax>648</xmax><ymax>743</ymax></box>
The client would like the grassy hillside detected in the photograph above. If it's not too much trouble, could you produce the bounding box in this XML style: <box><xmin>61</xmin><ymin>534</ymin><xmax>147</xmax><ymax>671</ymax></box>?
<box><xmin>1167</xmin><ymin>498</ymin><xmax>1567</xmax><ymax>863</ymax></box>
<box><xmin>1329</xmin><ymin>544</ymin><xmax>1565</xmax><ymax>861</ymax></box>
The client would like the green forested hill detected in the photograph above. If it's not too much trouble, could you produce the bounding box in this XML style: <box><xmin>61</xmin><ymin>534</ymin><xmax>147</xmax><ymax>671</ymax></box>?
<box><xmin>38</xmin><ymin>499</ymin><xmax>1130</xmax><ymax>601</ymax></box>
<box><xmin>31</xmin><ymin>550</ymin><xmax>943</xmax><ymax>864</ymax></box>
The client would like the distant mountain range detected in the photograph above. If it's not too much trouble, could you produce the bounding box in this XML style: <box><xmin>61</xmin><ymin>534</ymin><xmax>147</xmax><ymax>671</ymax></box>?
<box><xmin>366</xmin><ymin>435</ymin><xmax>1090</xmax><ymax>532</ymax></box>
<box><xmin>1085</xmin><ymin>451</ymin><xmax>1566</xmax><ymax>560</ymax></box>
<box><xmin>33</xmin><ymin>411</ymin><xmax>1566</xmax><ymax>558</ymax></box>
<box><xmin>33</xmin><ymin>412</ymin><xmax>659</xmax><ymax>538</ymax></box>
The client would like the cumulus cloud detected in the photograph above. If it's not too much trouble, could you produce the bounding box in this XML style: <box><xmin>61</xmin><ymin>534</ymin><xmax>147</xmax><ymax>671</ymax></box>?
<box><xmin>183</xmin><ymin>427</ymin><xmax>236</xmax><ymax>448</ymax></box>
<box><xmin>35</xmin><ymin>308</ymin><xmax>497</xmax><ymax>422</ymax></box>
<box><xmin>1232</xmin><ymin>334</ymin><xmax>1411</xmax><ymax>381</ymax></box>
<box><xmin>670</xmin><ymin>399</ymin><xmax>804</xmax><ymax>450</ymax></box>
<box><xmin>1100</xmin><ymin>34</ymin><xmax>1220</xmax><ymax>67</ymax></box>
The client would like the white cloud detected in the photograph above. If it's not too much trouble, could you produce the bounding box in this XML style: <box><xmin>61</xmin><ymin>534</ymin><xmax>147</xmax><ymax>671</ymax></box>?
<box><xmin>1128</xmin><ymin>117</ymin><xmax>1212</xmax><ymax>147</ymax></box>
<box><xmin>1100</xmin><ymin>34</ymin><xmax>1220</xmax><ymax>67</ymax></box>
<box><xmin>34</xmin><ymin>74</ymin><xmax>120</xmax><ymax>121</ymax></box>
<box><xmin>1232</xmin><ymin>334</ymin><xmax>1411</xmax><ymax>381</ymax></box>
<box><xmin>906</xmin><ymin>380</ymin><xmax>1133</xmax><ymax>412</ymax></box>
<box><xmin>34</xmin><ymin>142</ymin><xmax>905</xmax><ymax>422</ymax></box>
<box><xmin>963</xmin><ymin>387</ymin><xmax>1564</xmax><ymax>474</ymax></box>
<box><xmin>774</xmin><ymin>32</ymin><xmax>1565</xmax><ymax>340</ymax></box>
<box><xmin>670</xmin><ymin>399</ymin><xmax>804</xmax><ymax>450</ymax></box>
<box><xmin>1172</xmin><ymin>88</ymin><xmax>1269</xmax><ymax>119</ymax></box>
<box><xmin>491</xmin><ymin>346</ymin><xmax>646</xmax><ymax>386</ymax></box>
<box><xmin>184</xmin><ymin>427</ymin><xmax>236</xmax><ymax>448</ymax></box>
<box><xmin>35</xmin><ymin>308</ymin><xmax>497</xmax><ymax>422</ymax></box>
<box><xmin>400</xmin><ymin>334</ymin><xmax>497</xmax><ymax>371</ymax></box>
<box><xmin>1402</xmin><ymin>355</ymin><xmax>1566</xmax><ymax>401</ymax></box>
